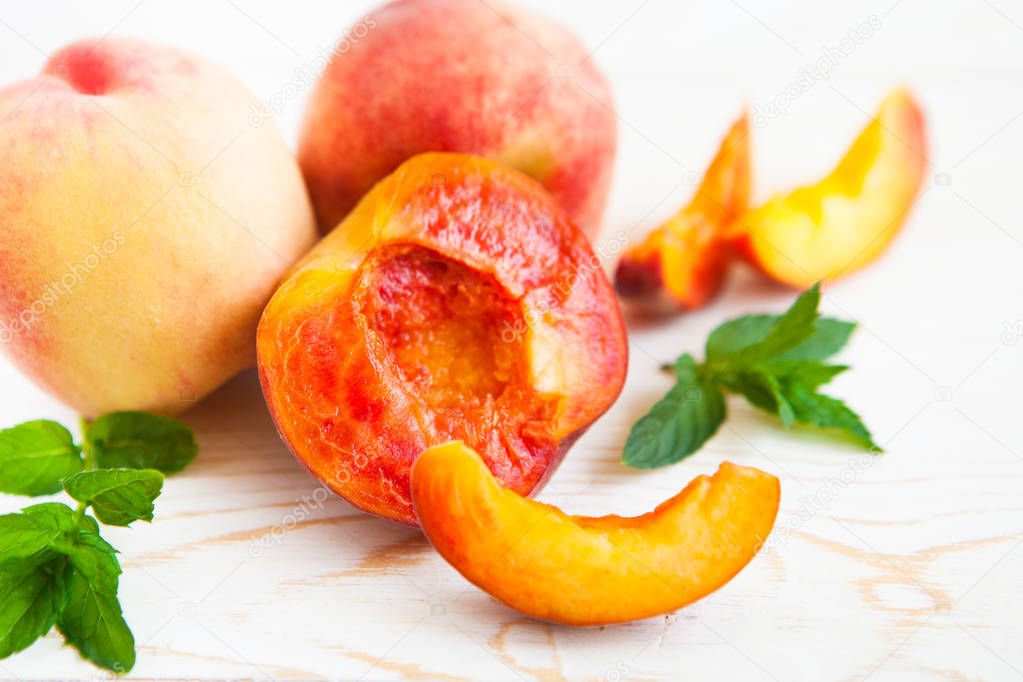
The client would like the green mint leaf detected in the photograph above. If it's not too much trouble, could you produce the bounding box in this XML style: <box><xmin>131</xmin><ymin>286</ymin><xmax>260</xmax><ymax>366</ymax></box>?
<box><xmin>57</xmin><ymin>568</ymin><xmax>135</xmax><ymax>673</ymax></box>
<box><xmin>705</xmin><ymin>283</ymin><xmax>855</xmax><ymax>367</ymax></box>
<box><xmin>51</xmin><ymin>532</ymin><xmax>121</xmax><ymax>595</ymax></box>
<box><xmin>706</xmin><ymin>314</ymin><xmax>776</xmax><ymax>360</ymax></box>
<box><xmin>732</xmin><ymin>283</ymin><xmax>821</xmax><ymax>364</ymax></box>
<box><xmin>759</xmin><ymin>361</ymin><xmax>849</xmax><ymax>388</ymax></box>
<box><xmin>778</xmin><ymin>318</ymin><xmax>855</xmax><ymax>361</ymax></box>
<box><xmin>87</xmin><ymin>412</ymin><xmax>197</xmax><ymax>474</ymax></box>
<box><xmin>783</xmin><ymin>383</ymin><xmax>880</xmax><ymax>451</ymax></box>
<box><xmin>0</xmin><ymin>557</ymin><xmax>67</xmax><ymax>658</ymax></box>
<box><xmin>62</xmin><ymin>469</ymin><xmax>164</xmax><ymax>527</ymax></box>
<box><xmin>707</xmin><ymin>315</ymin><xmax>855</xmax><ymax>364</ymax></box>
<box><xmin>21</xmin><ymin>502</ymin><xmax>78</xmax><ymax>531</ymax></box>
<box><xmin>718</xmin><ymin>370</ymin><xmax>796</xmax><ymax>426</ymax></box>
<box><xmin>0</xmin><ymin>420</ymin><xmax>82</xmax><ymax>496</ymax></box>
<box><xmin>0</xmin><ymin>512</ymin><xmax>66</xmax><ymax>561</ymax></box>
<box><xmin>623</xmin><ymin>354</ymin><xmax>726</xmax><ymax>468</ymax></box>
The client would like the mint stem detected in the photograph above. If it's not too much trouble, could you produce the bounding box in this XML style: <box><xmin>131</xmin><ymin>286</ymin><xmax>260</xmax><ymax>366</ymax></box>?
<box><xmin>74</xmin><ymin>417</ymin><xmax>95</xmax><ymax>524</ymax></box>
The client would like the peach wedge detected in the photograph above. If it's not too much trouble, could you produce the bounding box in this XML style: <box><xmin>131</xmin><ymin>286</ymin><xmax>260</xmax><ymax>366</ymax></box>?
<box><xmin>615</xmin><ymin>113</ymin><xmax>751</xmax><ymax>313</ymax></box>
<box><xmin>734</xmin><ymin>89</ymin><xmax>927</xmax><ymax>287</ymax></box>
<box><xmin>412</xmin><ymin>441</ymin><xmax>780</xmax><ymax>626</ymax></box>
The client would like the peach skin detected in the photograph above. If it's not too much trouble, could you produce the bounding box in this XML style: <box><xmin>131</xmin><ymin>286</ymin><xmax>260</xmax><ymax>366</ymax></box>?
<box><xmin>615</xmin><ymin>113</ymin><xmax>751</xmax><ymax>313</ymax></box>
<box><xmin>0</xmin><ymin>38</ymin><xmax>315</xmax><ymax>417</ymax></box>
<box><xmin>257</xmin><ymin>153</ymin><xmax>628</xmax><ymax>525</ymax></box>
<box><xmin>298</xmin><ymin>0</ymin><xmax>617</xmax><ymax>239</ymax></box>
<box><xmin>412</xmin><ymin>441</ymin><xmax>780</xmax><ymax>626</ymax></box>
<box><xmin>733</xmin><ymin>89</ymin><xmax>927</xmax><ymax>288</ymax></box>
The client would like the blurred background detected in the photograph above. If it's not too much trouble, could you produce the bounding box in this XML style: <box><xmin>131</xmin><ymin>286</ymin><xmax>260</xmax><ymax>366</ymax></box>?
<box><xmin>0</xmin><ymin>1</ymin><xmax>1020</xmax><ymax>679</ymax></box>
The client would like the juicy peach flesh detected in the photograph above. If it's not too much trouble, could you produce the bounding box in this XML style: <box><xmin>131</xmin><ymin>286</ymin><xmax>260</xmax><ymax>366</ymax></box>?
<box><xmin>734</xmin><ymin>89</ymin><xmax>927</xmax><ymax>287</ymax></box>
<box><xmin>615</xmin><ymin>113</ymin><xmax>750</xmax><ymax>313</ymax></box>
<box><xmin>412</xmin><ymin>441</ymin><xmax>781</xmax><ymax>626</ymax></box>
<box><xmin>257</xmin><ymin>153</ymin><xmax>628</xmax><ymax>525</ymax></box>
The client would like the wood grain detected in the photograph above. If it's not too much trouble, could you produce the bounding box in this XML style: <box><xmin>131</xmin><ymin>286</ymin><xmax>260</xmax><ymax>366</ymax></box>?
<box><xmin>1</xmin><ymin>0</ymin><xmax>1021</xmax><ymax>679</ymax></box>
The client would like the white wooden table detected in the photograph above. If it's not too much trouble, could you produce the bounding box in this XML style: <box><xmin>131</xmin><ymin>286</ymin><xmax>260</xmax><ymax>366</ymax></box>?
<box><xmin>1</xmin><ymin>0</ymin><xmax>1021</xmax><ymax>679</ymax></box>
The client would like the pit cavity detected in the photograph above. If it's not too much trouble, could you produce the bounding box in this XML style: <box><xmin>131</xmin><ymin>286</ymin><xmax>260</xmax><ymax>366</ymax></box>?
<box><xmin>360</xmin><ymin>245</ymin><xmax>524</xmax><ymax>410</ymax></box>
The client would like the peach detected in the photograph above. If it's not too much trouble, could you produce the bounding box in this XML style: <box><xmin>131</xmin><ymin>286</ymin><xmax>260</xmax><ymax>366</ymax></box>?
<box><xmin>257</xmin><ymin>153</ymin><xmax>627</xmax><ymax>525</ymax></box>
<box><xmin>412</xmin><ymin>441</ymin><xmax>780</xmax><ymax>625</ymax></box>
<box><xmin>615</xmin><ymin>113</ymin><xmax>750</xmax><ymax>313</ymax></box>
<box><xmin>0</xmin><ymin>38</ymin><xmax>316</xmax><ymax>417</ymax></box>
<box><xmin>733</xmin><ymin>89</ymin><xmax>927</xmax><ymax>287</ymax></box>
<box><xmin>298</xmin><ymin>0</ymin><xmax>617</xmax><ymax>239</ymax></box>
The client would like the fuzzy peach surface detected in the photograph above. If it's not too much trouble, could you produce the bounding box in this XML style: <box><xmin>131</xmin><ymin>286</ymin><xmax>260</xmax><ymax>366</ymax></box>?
<box><xmin>298</xmin><ymin>0</ymin><xmax>617</xmax><ymax>238</ymax></box>
<box><xmin>412</xmin><ymin>441</ymin><xmax>781</xmax><ymax>626</ymax></box>
<box><xmin>0</xmin><ymin>37</ymin><xmax>315</xmax><ymax>417</ymax></box>
<box><xmin>257</xmin><ymin>153</ymin><xmax>627</xmax><ymax>526</ymax></box>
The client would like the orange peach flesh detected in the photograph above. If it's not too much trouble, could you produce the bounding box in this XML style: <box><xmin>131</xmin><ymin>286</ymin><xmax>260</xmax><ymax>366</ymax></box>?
<box><xmin>616</xmin><ymin>113</ymin><xmax>750</xmax><ymax>313</ymax></box>
<box><xmin>361</xmin><ymin>245</ymin><xmax>522</xmax><ymax>411</ymax></box>
<box><xmin>412</xmin><ymin>441</ymin><xmax>781</xmax><ymax>626</ymax></box>
<box><xmin>734</xmin><ymin>89</ymin><xmax>927</xmax><ymax>288</ymax></box>
<box><xmin>257</xmin><ymin>153</ymin><xmax>628</xmax><ymax>525</ymax></box>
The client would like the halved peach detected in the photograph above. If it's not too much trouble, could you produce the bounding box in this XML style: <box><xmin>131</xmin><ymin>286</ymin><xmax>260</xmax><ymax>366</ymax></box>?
<box><xmin>412</xmin><ymin>441</ymin><xmax>780</xmax><ymax>626</ymax></box>
<box><xmin>734</xmin><ymin>89</ymin><xmax>927</xmax><ymax>287</ymax></box>
<box><xmin>257</xmin><ymin>153</ymin><xmax>628</xmax><ymax>525</ymax></box>
<box><xmin>615</xmin><ymin>113</ymin><xmax>750</xmax><ymax>313</ymax></box>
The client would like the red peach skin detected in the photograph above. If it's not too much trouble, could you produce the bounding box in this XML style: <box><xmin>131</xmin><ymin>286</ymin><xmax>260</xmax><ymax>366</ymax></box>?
<box><xmin>298</xmin><ymin>0</ymin><xmax>617</xmax><ymax>239</ymax></box>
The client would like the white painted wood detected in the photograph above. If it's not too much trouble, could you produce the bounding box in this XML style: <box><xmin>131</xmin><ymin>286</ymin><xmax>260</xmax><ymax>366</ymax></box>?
<box><xmin>1</xmin><ymin>0</ymin><xmax>1021</xmax><ymax>679</ymax></box>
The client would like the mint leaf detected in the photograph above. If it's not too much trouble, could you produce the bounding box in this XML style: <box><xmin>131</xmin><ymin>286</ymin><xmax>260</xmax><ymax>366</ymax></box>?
<box><xmin>707</xmin><ymin>315</ymin><xmax>854</xmax><ymax>363</ymax></box>
<box><xmin>51</xmin><ymin>532</ymin><xmax>121</xmax><ymax>594</ymax></box>
<box><xmin>0</xmin><ymin>558</ymin><xmax>67</xmax><ymax>658</ymax></box>
<box><xmin>19</xmin><ymin>504</ymin><xmax>120</xmax><ymax>592</ymax></box>
<box><xmin>706</xmin><ymin>284</ymin><xmax>822</xmax><ymax>368</ymax></box>
<box><xmin>0</xmin><ymin>420</ymin><xmax>82</xmax><ymax>496</ymax></box>
<box><xmin>778</xmin><ymin>318</ymin><xmax>855</xmax><ymax>361</ymax></box>
<box><xmin>87</xmin><ymin>412</ymin><xmax>197</xmax><ymax>474</ymax></box>
<box><xmin>628</xmin><ymin>285</ymin><xmax>877</xmax><ymax>467</ymax></box>
<box><xmin>759</xmin><ymin>361</ymin><xmax>848</xmax><ymax>388</ymax></box>
<box><xmin>58</xmin><ymin>568</ymin><xmax>135</xmax><ymax>673</ymax></box>
<box><xmin>21</xmin><ymin>502</ymin><xmax>78</xmax><ymax>531</ymax></box>
<box><xmin>0</xmin><ymin>512</ymin><xmax>65</xmax><ymax>561</ymax></box>
<box><xmin>721</xmin><ymin>371</ymin><xmax>796</xmax><ymax>427</ymax></box>
<box><xmin>783</xmin><ymin>383</ymin><xmax>879</xmax><ymax>450</ymax></box>
<box><xmin>623</xmin><ymin>355</ymin><xmax>726</xmax><ymax>468</ymax></box>
<box><xmin>63</xmin><ymin>469</ymin><xmax>164</xmax><ymax>527</ymax></box>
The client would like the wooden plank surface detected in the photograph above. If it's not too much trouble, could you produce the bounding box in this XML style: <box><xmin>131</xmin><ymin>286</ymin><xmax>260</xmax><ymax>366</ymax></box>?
<box><xmin>1</xmin><ymin>0</ymin><xmax>1021</xmax><ymax>679</ymax></box>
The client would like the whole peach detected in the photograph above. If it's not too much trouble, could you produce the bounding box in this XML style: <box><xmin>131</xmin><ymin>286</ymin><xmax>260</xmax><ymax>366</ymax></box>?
<box><xmin>298</xmin><ymin>0</ymin><xmax>617</xmax><ymax>239</ymax></box>
<box><xmin>0</xmin><ymin>38</ymin><xmax>316</xmax><ymax>417</ymax></box>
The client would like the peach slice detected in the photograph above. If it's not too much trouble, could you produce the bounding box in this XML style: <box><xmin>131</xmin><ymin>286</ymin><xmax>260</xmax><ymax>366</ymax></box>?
<box><xmin>734</xmin><ymin>89</ymin><xmax>927</xmax><ymax>288</ymax></box>
<box><xmin>615</xmin><ymin>113</ymin><xmax>751</xmax><ymax>314</ymax></box>
<box><xmin>412</xmin><ymin>441</ymin><xmax>780</xmax><ymax>625</ymax></box>
<box><xmin>257</xmin><ymin>153</ymin><xmax>628</xmax><ymax>525</ymax></box>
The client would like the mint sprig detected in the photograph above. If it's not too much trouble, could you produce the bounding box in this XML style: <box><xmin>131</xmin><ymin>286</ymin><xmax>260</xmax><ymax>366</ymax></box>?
<box><xmin>624</xmin><ymin>284</ymin><xmax>879</xmax><ymax>469</ymax></box>
<box><xmin>0</xmin><ymin>412</ymin><xmax>197</xmax><ymax>672</ymax></box>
